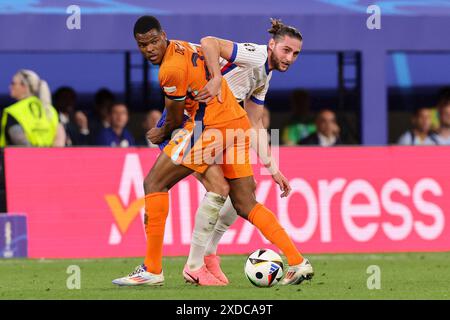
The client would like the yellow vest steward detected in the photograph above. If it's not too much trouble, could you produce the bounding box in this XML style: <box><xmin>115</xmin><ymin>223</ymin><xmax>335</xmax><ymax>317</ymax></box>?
<box><xmin>0</xmin><ymin>96</ymin><xmax>58</xmax><ymax>147</ymax></box>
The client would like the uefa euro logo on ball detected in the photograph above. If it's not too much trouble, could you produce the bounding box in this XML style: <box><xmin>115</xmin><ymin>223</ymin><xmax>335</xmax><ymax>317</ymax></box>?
<box><xmin>244</xmin><ymin>249</ymin><xmax>284</xmax><ymax>288</ymax></box>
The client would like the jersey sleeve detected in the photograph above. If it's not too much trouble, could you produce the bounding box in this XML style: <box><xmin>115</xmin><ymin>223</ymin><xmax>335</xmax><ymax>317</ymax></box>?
<box><xmin>249</xmin><ymin>75</ymin><xmax>271</xmax><ymax>105</ymax></box>
<box><xmin>229</xmin><ymin>42</ymin><xmax>268</xmax><ymax>68</ymax></box>
<box><xmin>159</xmin><ymin>65</ymin><xmax>188</xmax><ymax>101</ymax></box>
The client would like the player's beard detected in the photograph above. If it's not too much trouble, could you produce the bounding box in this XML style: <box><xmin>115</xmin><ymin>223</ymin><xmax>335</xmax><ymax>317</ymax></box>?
<box><xmin>270</xmin><ymin>54</ymin><xmax>289</xmax><ymax>72</ymax></box>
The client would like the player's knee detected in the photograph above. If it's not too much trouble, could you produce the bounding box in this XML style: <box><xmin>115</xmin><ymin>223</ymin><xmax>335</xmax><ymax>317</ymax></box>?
<box><xmin>211</xmin><ymin>181</ymin><xmax>230</xmax><ymax>198</ymax></box>
<box><xmin>143</xmin><ymin>175</ymin><xmax>165</xmax><ymax>194</ymax></box>
<box><xmin>143</xmin><ymin>178</ymin><xmax>152</xmax><ymax>194</ymax></box>
<box><xmin>201</xmin><ymin>173</ymin><xmax>230</xmax><ymax>197</ymax></box>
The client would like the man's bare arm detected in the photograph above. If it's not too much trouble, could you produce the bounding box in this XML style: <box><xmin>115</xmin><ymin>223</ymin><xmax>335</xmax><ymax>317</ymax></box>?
<box><xmin>195</xmin><ymin>37</ymin><xmax>235</xmax><ymax>103</ymax></box>
<box><xmin>246</xmin><ymin>99</ymin><xmax>291</xmax><ymax>197</ymax></box>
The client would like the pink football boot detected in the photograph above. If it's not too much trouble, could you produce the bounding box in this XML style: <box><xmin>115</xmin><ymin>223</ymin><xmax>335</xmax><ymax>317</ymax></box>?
<box><xmin>182</xmin><ymin>264</ymin><xmax>226</xmax><ymax>286</ymax></box>
<box><xmin>204</xmin><ymin>254</ymin><xmax>229</xmax><ymax>284</ymax></box>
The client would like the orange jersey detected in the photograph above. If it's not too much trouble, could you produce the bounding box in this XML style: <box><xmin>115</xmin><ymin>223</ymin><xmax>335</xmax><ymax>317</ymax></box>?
<box><xmin>158</xmin><ymin>40</ymin><xmax>246</xmax><ymax>126</ymax></box>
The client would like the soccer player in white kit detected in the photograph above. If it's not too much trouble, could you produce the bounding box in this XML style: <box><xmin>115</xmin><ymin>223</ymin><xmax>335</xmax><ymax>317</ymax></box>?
<box><xmin>184</xmin><ymin>18</ymin><xmax>314</xmax><ymax>286</ymax></box>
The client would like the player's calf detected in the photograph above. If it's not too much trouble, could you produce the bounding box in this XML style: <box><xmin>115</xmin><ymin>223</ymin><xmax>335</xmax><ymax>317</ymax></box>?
<box><xmin>187</xmin><ymin>192</ymin><xmax>226</xmax><ymax>271</ymax></box>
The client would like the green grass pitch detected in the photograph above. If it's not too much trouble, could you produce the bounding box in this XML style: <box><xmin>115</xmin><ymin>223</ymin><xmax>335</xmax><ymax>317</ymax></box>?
<box><xmin>1</xmin><ymin>252</ymin><xmax>449</xmax><ymax>300</ymax></box>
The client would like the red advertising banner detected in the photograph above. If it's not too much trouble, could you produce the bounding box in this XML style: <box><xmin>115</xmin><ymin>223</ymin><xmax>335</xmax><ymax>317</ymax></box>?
<box><xmin>4</xmin><ymin>147</ymin><xmax>450</xmax><ymax>258</ymax></box>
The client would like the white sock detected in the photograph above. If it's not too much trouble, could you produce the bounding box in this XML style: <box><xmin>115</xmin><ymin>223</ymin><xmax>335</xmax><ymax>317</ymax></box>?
<box><xmin>187</xmin><ymin>192</ymin><xmax>226</xmax><ymax>271</ymax></box>
<box><xmin>205</xmin><ymin>196</ymin><xmax>238</xmax><ymax>256</ymax></box>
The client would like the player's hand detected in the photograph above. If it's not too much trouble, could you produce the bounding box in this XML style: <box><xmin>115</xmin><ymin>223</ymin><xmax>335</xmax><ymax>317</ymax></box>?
<box><xmin>195</xmin><ymin>77</ymin><xmax>223</xmax><ymax>103</ymax></box>
<box><xmin>272</xmin><ymin>171</ymin><xmax>291</xmax><ymax>198</ymax></box>
<box><xmin>147</xmin><ymin>127</ymin><xmax>165</xmax><ymax>144</ymax></box>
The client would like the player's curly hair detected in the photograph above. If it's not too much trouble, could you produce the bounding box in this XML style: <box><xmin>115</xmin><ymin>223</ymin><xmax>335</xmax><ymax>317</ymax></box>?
<box><xmin>134</xmin><ymin>16</ymin><xmax>162</xmax><ymax>37</ymax></box>
<box><xmin>268</xmin><ymin>18</ymin><xmax>302</xmax><ymax>41</ymax></box>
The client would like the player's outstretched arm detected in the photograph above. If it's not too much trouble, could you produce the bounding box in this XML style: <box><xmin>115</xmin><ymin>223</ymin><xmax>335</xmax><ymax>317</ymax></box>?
<box><xmin>147</xmin><ymin>97</ymin><xmax>185</xmax><ymax>145</ymax></box>
<box><xmin>246</xmin><ymin>99</ymin><xmax>291</xmax><ymax>198</ymax></box>
<box><xmin>195</xmin><ymin>37</ymin><xmax>234</xmax><ymax>103</ymax></box>
<box><xmin>200</xmin><ymin>36</ymin><xmax>235</xmax><ymax>75</ymax></box>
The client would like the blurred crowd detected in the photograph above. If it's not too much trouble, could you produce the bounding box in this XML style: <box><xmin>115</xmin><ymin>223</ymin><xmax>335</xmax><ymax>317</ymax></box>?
<box><xmin>0</xmin><ymin>70</ymin><xmax>160</xmax><ymax>148</ymax></box>
<box><xmin>396</xmin><ymin>87</ymin><xmax>450</xmax><ymax>146</ymax></box>
<box><xmin>1</xmin><ymin>69</ymin><xmax>450</xmax><ymax>148</ymax></box>
<box><xmin>280</xmin><ymin>89</ymin><xmax>344</xmax><ymax>146</ymax></box>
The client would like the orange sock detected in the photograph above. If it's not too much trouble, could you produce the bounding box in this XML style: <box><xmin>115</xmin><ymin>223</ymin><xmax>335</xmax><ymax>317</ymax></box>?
<box><xmin>248</xmin><ymin>203</ymin><xmax>303</xmax><ymax>266</ymax></box>
<box><xmin>144</xmin><ymin>192</ymin><xmax>169</xmax><ymax>274</ymax></box>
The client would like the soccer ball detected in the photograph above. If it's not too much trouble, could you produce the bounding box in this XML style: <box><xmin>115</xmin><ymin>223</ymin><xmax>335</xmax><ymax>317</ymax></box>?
<box><xmin>244</xmin><ymin>248</ymin><xmax>284</xmax><ymax>287</ymax></box>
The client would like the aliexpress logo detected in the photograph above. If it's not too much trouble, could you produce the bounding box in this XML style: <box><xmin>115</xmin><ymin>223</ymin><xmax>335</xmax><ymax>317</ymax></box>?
<box><xmin>105</xmin><ymin>154</ymin><xmax>147</xmax><ymax>244</ymax></box>
<box><xmin>105</xmin><ymin>195</ymin><xmax>144</xmax><ymax>234</ymax></box>
<box><xmin>103</xmin><ymin>152</ymin><xmax>447</xmax><ymax>248</ymax></box>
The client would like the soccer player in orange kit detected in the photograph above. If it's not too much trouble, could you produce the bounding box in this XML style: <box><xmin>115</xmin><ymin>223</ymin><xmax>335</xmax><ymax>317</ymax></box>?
<box><xmin>112</xmin><ymin>16</ymin><xmax>313</xmax><ymax>286</ymax></box>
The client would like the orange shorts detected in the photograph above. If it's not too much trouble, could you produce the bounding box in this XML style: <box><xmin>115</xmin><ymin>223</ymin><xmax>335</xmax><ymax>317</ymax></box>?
<box><xmin>163</xmin><ymin>115</ymin><xmax>254</xmax><ymax>179</ymax></box>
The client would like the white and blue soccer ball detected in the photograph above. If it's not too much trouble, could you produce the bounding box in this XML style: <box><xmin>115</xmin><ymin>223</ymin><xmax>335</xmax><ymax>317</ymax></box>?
<box><xmin>244</xmin><ymin>248</ymin><xmax>284</xmax><ymax>287</ymax></box>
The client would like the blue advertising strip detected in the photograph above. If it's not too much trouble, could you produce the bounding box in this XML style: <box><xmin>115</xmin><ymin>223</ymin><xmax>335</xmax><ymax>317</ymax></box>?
<box><xmin>0</xmin><ymin>215</ymin><xmax>28</xmax><ymax>258</ymax></box>
<box><xmin>0</xmin><ymin>148</ymin><xmax>6</xmax><ymax>212</ymax></box>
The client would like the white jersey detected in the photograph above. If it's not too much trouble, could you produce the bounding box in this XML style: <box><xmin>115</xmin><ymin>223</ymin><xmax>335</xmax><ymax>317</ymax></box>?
<box><xmin>219</xmin><ymin>42</ymin><xmax>272</xmax><ymax>105</ymax></box>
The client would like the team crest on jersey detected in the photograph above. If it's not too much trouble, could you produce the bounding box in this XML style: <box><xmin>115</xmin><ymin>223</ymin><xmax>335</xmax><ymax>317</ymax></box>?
<box><xmin>174</xmin><ymin>41</ymin><xmax>185</xmax><ymax>55</ymax></box>
<box><xmin>243</xmin><ymin>43</ymin><xmax>256</xmax><ymax>52</ymax></box>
